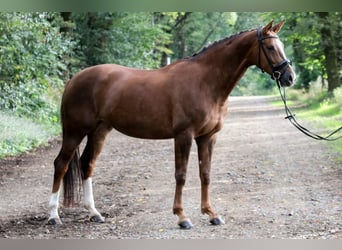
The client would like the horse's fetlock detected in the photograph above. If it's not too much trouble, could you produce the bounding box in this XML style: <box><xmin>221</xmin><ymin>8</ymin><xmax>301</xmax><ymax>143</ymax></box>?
<box><xmin>173</xmin><ymin>207</ymin><xmax>183</xmax><ymax>215</ymax></box>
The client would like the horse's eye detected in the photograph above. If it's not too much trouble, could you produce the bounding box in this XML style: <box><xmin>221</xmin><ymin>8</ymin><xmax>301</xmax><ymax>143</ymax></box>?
<box><xmin>267</xmin><ymin>45</ymin><xmax>275</xmax><ymax>51</ymax></box>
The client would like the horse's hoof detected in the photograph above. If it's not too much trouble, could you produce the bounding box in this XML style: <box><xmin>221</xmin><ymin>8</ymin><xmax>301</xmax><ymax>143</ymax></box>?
<box><xmin>178</xmin><ymin>220</ymin><xmax>193</xmax><ymax>229</ymax></box>
<box><xmin>90</xmin><ymin>215</ymin><xmax>105</xmax><ymax>223</ymax></box>
<box><xmin>210</xmin><ymin>217</ymin><xmax>225</xmax><ymax>225</ymax></box>
<box><xmin>47</xmin><ymin>217</ymin><xmax>62</xmax><ymax>225</ymax></box>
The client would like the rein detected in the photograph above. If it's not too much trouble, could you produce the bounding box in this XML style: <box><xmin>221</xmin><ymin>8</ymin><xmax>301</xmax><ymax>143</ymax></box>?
<box><xmin>276</xmin><ymin>79</ymin><xmax>342</xmax><ymax>141</ymax></box>
<box><xmin>257</xmin><ymin>27</ymin><xmax>342</xmax><ymax>141</ymax></box>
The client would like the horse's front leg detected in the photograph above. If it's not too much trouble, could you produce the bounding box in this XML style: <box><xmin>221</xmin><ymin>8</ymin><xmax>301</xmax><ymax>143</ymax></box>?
<box><xmin>196</xmin><ymin>134</ymin><xmax>224</xmax><ymax>226</ymax></box>
<box><xmin>173</xmin><ymin>132</ymin><xmax>193</xmax><ymax>229</ymax></box>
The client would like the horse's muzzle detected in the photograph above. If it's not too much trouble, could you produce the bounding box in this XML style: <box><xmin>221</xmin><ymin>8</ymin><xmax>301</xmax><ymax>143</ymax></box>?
<box><xmin>279</xmin><ymin>68</ymin><xmax>296</xmax><ymax>87</ymax></box>
<box><xmin>271</xmin><ymin>59</ymin><xmax>296</xmax><ymax>87</ymax></box>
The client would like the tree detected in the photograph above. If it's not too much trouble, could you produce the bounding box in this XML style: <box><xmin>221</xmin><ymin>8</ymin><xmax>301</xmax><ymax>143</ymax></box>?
<box><xmin>59</xmin><ymin>12</ymin><xmax>74</xmax><ymax>80</ymax></box>
<box><xmin>153</xmin><ymin>12</ymin><xmax>191</xmax><ymax>66</ymax></box>
<box><xmin>262</xmin><ymin>12</ymin><xmax>342</xmax><ymax>93</ymax></box>
<box><xmin>0</xmin><ymin>12</ymin><xmax>72</xmax><ymax>121</ymax></box>
<box><xmin>71</xmin><ymin>12</ymin><xmax>170</xmax><ymax>70</ymax></box>
<box><xmin>156</xmin><ymin>12</ymin><xmax>237</xmax><ymax>64</ymax></box>
<box><xmin>316</xmin><ymin>12</ymin><xmax>341</xmax><ymax>94</ymax></box>
<box><xmin>72</xmin><ymin>12</ymin><xmax>115</xmax><ymax>68</ymax></box>
<box><xmin>60</xmin><ymin>12</ymin><xmax>73</xmax><ymax>34</ymax></box>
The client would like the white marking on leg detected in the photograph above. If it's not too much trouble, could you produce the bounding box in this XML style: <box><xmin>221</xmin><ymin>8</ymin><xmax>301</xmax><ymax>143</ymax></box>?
<box><xmin>83</xmin><ymin>177</ymin><xmax>104</xmax><ymax>221</ymax></box>
<box><xmin>48</xmin><ymin>188</ymin><xmax>61</xmax><ymax>223</ymax></box>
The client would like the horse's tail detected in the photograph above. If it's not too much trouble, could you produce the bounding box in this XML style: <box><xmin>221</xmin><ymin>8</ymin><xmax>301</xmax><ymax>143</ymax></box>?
<box><xmin>63</xmin><ymin>147</ymin><xmax>83</xmax><ymax>207</ymax></box>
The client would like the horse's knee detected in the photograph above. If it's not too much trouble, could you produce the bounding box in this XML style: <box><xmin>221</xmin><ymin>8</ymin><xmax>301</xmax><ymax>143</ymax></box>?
<box><xmin>53</xmin><ymin>158</ymin><xmax>68</xmax><ymax>181</ymax></box>
<box><xmin>200</xmin><ymin>172</ymin><xmax>210</xmax><ymax>185</ymax></box>
<box><xmin>54</xmin><ymin>161</ymin><xmax>67</xmax><ymax>173</ymax></box>
<box><xmin>175</xmin><ymin>173</ymin><xmax>186</xmax><ymax>185</ymax></box>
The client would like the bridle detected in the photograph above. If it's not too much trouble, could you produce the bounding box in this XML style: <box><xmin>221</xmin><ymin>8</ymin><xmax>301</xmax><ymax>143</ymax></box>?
<box><xmin>257</xmin><ymin>27</ymin><xmax>291</xmax><ymax>81</ymax></box>
<box><xmin>257</xmin><ymin>27</ymin><xmax>342</xmax><ymax>141</ymax></box>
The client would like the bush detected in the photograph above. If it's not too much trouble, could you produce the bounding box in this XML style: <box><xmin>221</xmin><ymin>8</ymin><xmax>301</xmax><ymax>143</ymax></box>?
<box><xmin>0</xmin><ymin>111</ymin><xmax>56</xmax><ymax>159</ymax></box>
<box><xmin>0</xmin><ymin>13</ymin><xmax>72</xmax><ymax>124</ymax></box>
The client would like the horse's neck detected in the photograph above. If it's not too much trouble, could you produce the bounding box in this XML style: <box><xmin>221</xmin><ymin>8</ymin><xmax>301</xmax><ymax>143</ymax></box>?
<box><xmin>194</xmin><ymin>30</ymin><xmax>256</xmax><ymax>101</ymax></box>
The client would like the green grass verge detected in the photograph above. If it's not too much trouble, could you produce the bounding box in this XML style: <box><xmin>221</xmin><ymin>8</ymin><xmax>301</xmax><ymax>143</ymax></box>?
<box><xmin>271</xmin><ymin>86</ymin><xmax>342</xmax><ymax>158</ymax></box>
<box><xmin>0</xmin><ymin>111</ymin><xmax>60</xmax><ymax>159</ymax></box>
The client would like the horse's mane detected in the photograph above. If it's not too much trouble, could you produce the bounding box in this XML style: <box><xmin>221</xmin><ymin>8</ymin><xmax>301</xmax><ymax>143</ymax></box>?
<box><xmin>188</xmin><ymin>28</ymin><xmax>255</xmax><ymax>58</ymax></box>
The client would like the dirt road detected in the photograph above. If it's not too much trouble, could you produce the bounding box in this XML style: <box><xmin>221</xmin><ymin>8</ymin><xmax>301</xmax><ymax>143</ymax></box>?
<box><xmin>0</xmin><ymin>96</ymin><xmax>341</xmax><ymax>239</ymax></box>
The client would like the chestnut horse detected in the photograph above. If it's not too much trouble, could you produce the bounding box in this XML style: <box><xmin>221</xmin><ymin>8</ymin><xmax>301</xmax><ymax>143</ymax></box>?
<box><xmin>48</xmin><ymin>20</ymin><xmax>296</xmax><ymax>229</ymax></box>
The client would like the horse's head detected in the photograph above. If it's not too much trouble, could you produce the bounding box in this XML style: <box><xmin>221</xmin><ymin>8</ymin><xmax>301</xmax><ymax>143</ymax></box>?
<box><xmin>256</xmin><ymin>20</ymin><xmax>296</xmax><ymax>87</ymax></box>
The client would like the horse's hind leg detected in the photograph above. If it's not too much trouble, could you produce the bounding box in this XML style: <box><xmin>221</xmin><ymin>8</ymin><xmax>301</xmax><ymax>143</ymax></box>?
<box><xmin>48</xmin><ymin>133</ymin><xmax>84</xmax><ymax>225</ymax></box>
<box><xmin>80</xmin><ymin>122</ymin><xmax>112</xmax><ymax>223</ymax></box>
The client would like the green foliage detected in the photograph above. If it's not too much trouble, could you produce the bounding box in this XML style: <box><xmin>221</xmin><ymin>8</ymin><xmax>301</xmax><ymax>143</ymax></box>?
<box><xmin>72</xmin><ymin>12</ymin><xmax>171</xmax><ymax>70</ymax></box>
<box><xmin>271</xmin><ymin>84</ymin><xmax>342</xmax><ymax>156</ymax></box>
<box><xmin>289</xmin><ymin>13</ymin><xmax>328</xmax><ymax>90</ymax></box>
<box><xmin>308</xmin><ymin>87</ymin><xmax>342</xmax><ymax>154</ymax></box>
<box><xmin>232</xmin><ymin>67</ymin><xmax>278</xmax><ymax>96</ymax></box>
<box><xmin>333</xmin><ymin>86</ymin><xmax>342</xmax><ymax>107</ymax></box>
<box><xmin>109</xmin><ymin>12</ymin><xmax>172</xmax><ymax>68</ymax></box>
<box><xmin>234</xmin><ymin>12</ymin><xmax>264</xmax><ymax>31</ymax></box>
<box><xmin>164</xmin><ymin>12</ymin><xmax>237</xmax><ymax>59</ymax></box>
<box><xmin>0</xmin><ymin>12</ymin><xmax>71</xmax><ymax>123</ymax></box>
<box><xmin>0</xmin><ymin>111</ymin><xmax>57</xmax><ymax>159</ymax></box>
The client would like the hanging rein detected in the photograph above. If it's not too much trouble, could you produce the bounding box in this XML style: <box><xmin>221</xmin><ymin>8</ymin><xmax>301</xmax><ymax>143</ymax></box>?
<box><xmin>257</xmin><ymin>27</ymin><xmax>342</xmax><ymax>141</ymax></box>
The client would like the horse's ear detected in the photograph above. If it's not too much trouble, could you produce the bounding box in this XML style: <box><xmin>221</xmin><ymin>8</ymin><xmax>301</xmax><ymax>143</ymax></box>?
<box><xmin>262</xmin><ymin>20</ymin><xmax>274</xmax><ymax>35</ymax></box>
<box><xmin>272</xmin><ymin>20</ymin><xmax>286</xmax><ymax>33</ymax></box>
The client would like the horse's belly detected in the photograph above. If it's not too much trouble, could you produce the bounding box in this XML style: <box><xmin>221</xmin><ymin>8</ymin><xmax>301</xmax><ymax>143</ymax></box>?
<box><xmin>113</xmin><ymin>123</ymin><xmax>174</xmax><ymax>139</ymax></box>
<box><xmin>109</xmin><ymin>112</ymin><xmax>174</xmax><ymax>140</ymax></box>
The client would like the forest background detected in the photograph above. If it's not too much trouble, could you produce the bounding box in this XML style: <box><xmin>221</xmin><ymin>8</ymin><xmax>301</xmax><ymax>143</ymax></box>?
<box><xmin>0</xmin><ymin>12</ymin><xmax>341</xmax><ymax>158</ymax></box>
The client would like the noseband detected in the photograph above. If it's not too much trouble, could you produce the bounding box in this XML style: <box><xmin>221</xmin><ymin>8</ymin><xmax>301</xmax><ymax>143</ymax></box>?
<box><xmin>257</xmin><ymin>27</ymin><xmax>291</xmax><ymax>80</ymax></box>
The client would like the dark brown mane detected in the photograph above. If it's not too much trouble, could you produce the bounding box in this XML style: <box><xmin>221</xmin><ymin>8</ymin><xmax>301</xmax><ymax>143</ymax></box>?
<box><xmin>189</xmin><ymin>29</ymin><xmax>255</xmax><ymax>58</ymax></box>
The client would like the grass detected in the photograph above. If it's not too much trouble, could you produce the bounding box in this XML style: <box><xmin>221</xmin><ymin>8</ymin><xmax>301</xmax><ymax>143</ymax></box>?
<box><xmin>271</xmin><ymin>85</ymin><xmax>342</xmax><ymax>158</ymax></box>
<box><xmin>0</xmin><ymin>111</ymin><xmax>60</xmax><ymax>159</ymax></box>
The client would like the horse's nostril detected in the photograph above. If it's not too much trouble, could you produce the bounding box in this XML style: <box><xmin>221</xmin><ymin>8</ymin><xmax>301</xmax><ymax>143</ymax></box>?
<box><xmin>288</xmin><ymin>75</ymin><xmax>293</xmax><ymax>83</ymax></box>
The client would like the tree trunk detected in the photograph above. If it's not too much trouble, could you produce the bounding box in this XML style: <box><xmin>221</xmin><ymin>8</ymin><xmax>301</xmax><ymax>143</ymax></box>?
<box><xmin>60</xmin><ymin>12</ymin><xmax>73</xmax><ymax>35</ymax></box>
<box><xmin>316</xmin><ymin>12</ymin><xmax>341</xmax><ymax>94</ymax></box>
<box><xmin>60</xmin><ymin>12</ymin><xmax>73</xmax><ymax>80</ymax></box>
